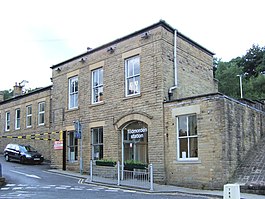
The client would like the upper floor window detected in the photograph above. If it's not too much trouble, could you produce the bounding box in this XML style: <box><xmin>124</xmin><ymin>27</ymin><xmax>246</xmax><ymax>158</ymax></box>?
<box><xmin>26</xmin><ymin>105</ymin><xmax>32</xmax><ymax>128</ymax></box>
<box><xmin>92</xmin><ymin>68</ymin><xmax>103</xmax><ymax>103</ymax></box>
<box><xmin>125</xmin><ymin>56</ymin><xmax>140</xmax><ymax>96</ymax></box>
<box><xmin>15</xmin><ymin>109</ymin><xmax>21</xmax><ymax>130</ymax></box>
<box><xmin>91</xmin><ymin>127</ymin><xmax>103</xmax><ymax>160</ymax></box>
<box><xmin>38</xmin><ymin>102</ymin><xmax>45</xmax><ymax>126</ymax></box>
<box><xmin>176</xmin><ymin>114</ymin><xmax>198</xmax><ymax>161</ymax></box>
<box><xmin>69</xmin><ymin>76</ymin><xmax>78</xmax><ymax>109</ymax></box>
<box><xmin>5</xmin><ymin>112</ymin><xmax>10</xmax><ymax>131</ymax></box>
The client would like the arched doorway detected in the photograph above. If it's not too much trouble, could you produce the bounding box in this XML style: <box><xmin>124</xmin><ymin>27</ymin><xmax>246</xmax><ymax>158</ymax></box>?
<box><xmin>122</xmin><ymin>121</ymin><xmax>148</xmax><ymax>166</ymax></box>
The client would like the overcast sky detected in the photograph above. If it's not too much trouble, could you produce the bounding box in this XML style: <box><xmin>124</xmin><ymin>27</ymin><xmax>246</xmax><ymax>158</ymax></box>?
<box><xmin>0</xmin><ymin>0</ymin><xmax>264</xmax><ymax>90</ymax></box>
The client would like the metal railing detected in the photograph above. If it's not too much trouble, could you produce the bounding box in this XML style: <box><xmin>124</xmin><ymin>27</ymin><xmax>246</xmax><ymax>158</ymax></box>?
<box><xmin>89</xmin><ymin>160</ymin><xmax>154</xmax><ymax>191</ymax></box>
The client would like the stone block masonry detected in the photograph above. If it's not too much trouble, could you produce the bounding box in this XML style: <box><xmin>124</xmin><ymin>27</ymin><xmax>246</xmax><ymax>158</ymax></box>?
<box><xmin>164</xmin><ymin>93</ymin><xmax>265</xmax><ymax>189</ymax></box>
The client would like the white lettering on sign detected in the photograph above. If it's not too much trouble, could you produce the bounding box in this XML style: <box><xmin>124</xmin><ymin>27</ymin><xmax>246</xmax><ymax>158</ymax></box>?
<box><xmin>127</xmin><ymin>127</ymin><xmax>147</xmax><ymax>139</ymax></box>
<box><xmin>127</xmin><ymin>128</ymin><xmax>147</xmax><ymax>134</ymax></box>
<box><xmin>131</xmin><ymin>134</ymin><xmax>144</xmax><ymax>139</ymax></box>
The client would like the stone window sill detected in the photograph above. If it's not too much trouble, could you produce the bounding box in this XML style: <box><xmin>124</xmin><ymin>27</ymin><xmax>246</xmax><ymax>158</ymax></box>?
<box><xmin>89</xmin><ymin>101</ymin><xmax>105</xmax><ymax>107</ymax></box>
<box><xmin>123</xmin><ymin>94</ymin><xmax>142</xmax><ymax>101</ymax></box>
<box><xmin>173</xmin><ymin>159</ymin><xmax>201</xmax><ymax>164</ymax></box>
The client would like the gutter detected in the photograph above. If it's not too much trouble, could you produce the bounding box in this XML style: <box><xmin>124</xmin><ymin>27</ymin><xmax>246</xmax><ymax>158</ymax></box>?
<box><xmin>168</xmin><ymin>29</ymin><xmax>178</xmax><ymax>99</ymax></box>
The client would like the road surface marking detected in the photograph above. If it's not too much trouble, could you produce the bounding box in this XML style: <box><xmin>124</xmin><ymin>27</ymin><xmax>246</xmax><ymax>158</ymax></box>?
<box><xmin>10</xmin><ymin>170</ymin><xmax>41</xmax><ymax>179</ymax></box>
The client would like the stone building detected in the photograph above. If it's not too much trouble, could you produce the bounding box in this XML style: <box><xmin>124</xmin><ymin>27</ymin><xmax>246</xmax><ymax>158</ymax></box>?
<box><xmin>0</xmin><ymin>20</ymin><xmax>264</xmax><ymax>189</ymax></box>
<box><xmin>0</xmin><ymin>85</ymin><xmax>53</xmax><ymax>160</ymax></box>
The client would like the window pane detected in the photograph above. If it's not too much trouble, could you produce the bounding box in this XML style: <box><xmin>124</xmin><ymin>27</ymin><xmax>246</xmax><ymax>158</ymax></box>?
<box><xmin>99</xmin><ymin>128</ymin><xmax>103</xmax><ymax>143</ymax></box>
<box><xmin>133</xmin><ymin>58</ymin><xmax>140</xmax><ymax>75</ymax></box>
<box><xmin>39</xmin><ymin>103</ymin><xmax>45</xmax><ymax>112</ymax></box>
<box><xmin>93</xmin><ymin>88</ymin><xmax>98</xmax><ymax>103</ymax></box>
<box><xmin>134</xmin><ymin>76</ymin><xmax>140</xmax><ymax>94</ymax></box>
<box><xmin>127</xmin><ymin>61</ymin><xmax>133</xmax><ymax>77</ymax></box>
<box><xmin>188</xmin><ymin>115</ymin><xmax>197</xmax><ymax>136</ymax></box>
<box><xmin>93</xmin><ymin>71</ymin><xmax>98</xmax><ymax>87</ymax></box>
<box><xmin>99</xmin><ymin>68</ymin><xmax>103</xmax><ymax>85</ymax></box>
<box><xmin>179</xmin><ymin>138</ymin><xmax>188</xmax><ymax>158</ymax></box>
<box><xmin>28</xmin><ymin>106</ymin><xmax>32</xmax><ymax>114</ymax></box>
<box><xmin>70</xmin><ymin>81</ymin><xmax>75</xmax><ymax>92</ymax></box>
<box><xmin>27</xmin><ymin>116</ymin><xmax>32</xmax><ymax>126</ymax></box>
<box><xmin>69</xmin><ymin>132</ymin><xmax>74</xmax><ymax>145</ymax></box>
<box><xmin>178</xmin><ymin>116</ymin><xmax>187</xmax><ymax>137</ymax></box>
<box><xmin>75</xmin><ymin>80</ymin><xmax>78</xmax><ymax>92</ymax></box>
<box><xmin>40</xmin><ymin>113</ymin><xmax>44</xmax><ymax>124</ymax></box>
<box><xmin>93</xmin><ymin>129</ymin><xmax>99</xmax><ymax>144</ymax></box>
<box><xmin>190</xmin><ymin>137</ymin><xmax>198</xmax><ymax>157</ymax></box>
<box><xmin>98</xmin><ymin>87</ymin><xmax>103</xmax><ymax>101</ymax></box>
<box><xmin>127</xmin><ymin>78</ymin><xmax>134</xmax><ymax>95</ymax></box>
<box><xmin>93</xmin><ymin>145</ymin><xmax>103</xmax><ymax>160</ymax></box>
<box><xmin>74</xmin><ymin>93</ymin><xmax>78</xmax><ymax>107</ymax></box>
<box><xmin>17</xmin><ymin>110</ymin><xmax>20</xmax><ymax>118</ymax></box>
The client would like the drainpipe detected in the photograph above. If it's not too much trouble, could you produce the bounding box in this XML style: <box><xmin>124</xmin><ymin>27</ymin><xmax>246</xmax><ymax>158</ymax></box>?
<box><xmin>168</xmin><ymin>29</ymin><xmax>178</xmax><ymax>100</ymax></box>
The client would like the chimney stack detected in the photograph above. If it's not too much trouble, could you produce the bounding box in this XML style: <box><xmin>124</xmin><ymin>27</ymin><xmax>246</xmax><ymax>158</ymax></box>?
<box><xmin>13</xmin><ymin>82</ymin><xmax>23</xmax><ymax>97</ymax></box>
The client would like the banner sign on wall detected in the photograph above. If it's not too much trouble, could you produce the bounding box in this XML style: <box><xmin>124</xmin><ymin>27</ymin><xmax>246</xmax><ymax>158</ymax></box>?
<box><xmin>54</xmin><ymin>141</ymin><xmax>63</xmax><ymax>150</ymax></box>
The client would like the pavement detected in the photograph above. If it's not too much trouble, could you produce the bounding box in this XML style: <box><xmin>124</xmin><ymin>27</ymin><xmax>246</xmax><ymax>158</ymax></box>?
<box><xmin>47</xmin><ymin>169</ymin><xmax>265</xmax><ymax>199</ymax></box>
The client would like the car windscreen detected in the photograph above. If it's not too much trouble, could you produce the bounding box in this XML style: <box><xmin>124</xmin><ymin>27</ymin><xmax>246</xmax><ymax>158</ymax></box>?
<box><xmin>20</xmin><ymin>145</ymin><xmax>37</xmax><ymax>152</ymax></box>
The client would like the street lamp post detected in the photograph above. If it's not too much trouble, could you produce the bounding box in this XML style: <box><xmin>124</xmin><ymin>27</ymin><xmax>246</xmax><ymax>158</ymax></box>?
<box><xmin>237</xmin><ymin>75</ymin><xmax>243</xmax><ymax>98</ymax></box>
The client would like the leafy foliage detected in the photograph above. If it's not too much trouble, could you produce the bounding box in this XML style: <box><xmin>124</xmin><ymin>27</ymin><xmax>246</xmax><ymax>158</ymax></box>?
<box><xmin>124</xmin><ymin>159</ymin><xmax>147</xmax><ymax>166</ymax></box>
<box><xmin>2</xmin><ymin>90</ymin><xmax>13</xmax><ymax>100</ymax></box>
<box><xmin>215</xmin><ymin>44</ymin><xmax>265</xmax><ymax>100</ymax></box>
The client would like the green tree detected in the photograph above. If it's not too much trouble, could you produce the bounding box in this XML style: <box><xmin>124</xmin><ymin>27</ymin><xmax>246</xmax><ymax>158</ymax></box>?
<box><xmin>239</xmin><ymin>44</ymin><xmax>265</xmax><ymax>78</ymax></box>
<box><xmin>2</xmin><ymin>90</ymin><xmax>13</xmax><ymax>100</ymax></box>
<box><xmin>244</xmin><ymin>74</ymin><xmax>265</xmax><ymax>100</ymax></box>
<box><xmin>215</xmin><ymin>61</ymin><xmax>243</xmax><ymax>98</ymax></box>
<box><xmin>214</xmin><ymin>44</ymin><xmax>265</xmax><ymax>100</ymax></box>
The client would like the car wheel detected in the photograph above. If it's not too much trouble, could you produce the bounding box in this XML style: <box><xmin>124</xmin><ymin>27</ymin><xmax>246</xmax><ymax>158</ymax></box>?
<box><xmin>5</xmin><ymin>155</ymin><xmax>10</xmax><ymax>162</ymax></box>
<box><xmin>20</xmin><ymin>156</ymin><xmax>26</xmax><ymax>164</ymax></box>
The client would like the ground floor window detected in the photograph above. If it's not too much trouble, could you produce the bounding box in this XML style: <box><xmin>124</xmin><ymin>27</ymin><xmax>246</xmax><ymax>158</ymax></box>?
<box><xmin>176</xmin><ymin>114</ymin><xmax>198</xmax><ymax>160</ymax></box>
<box><xmin>68</xmin><ymin>131</ymin><xmax>78</xmax><ymax>162</ymax></box>
<box><xmin>123</xmin><ymin>121</ymin><xmax>148</xmax><ymax>164</ymax></box>
<box><xmin>91</xmin><ymin>127</ymin><xmax>103</xmax><ymax>160</ymax></box>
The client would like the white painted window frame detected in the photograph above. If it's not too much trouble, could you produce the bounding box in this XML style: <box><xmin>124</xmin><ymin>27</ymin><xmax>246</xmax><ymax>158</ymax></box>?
<box><xmin>5</xmin><ymin>111</ymin><xmax>10</xmax><ymax>131</ymax></box>
<box><xmin>176</xmin><ymin>114</ymin><xmax>198</xmax><ymax>161</ymax></box>
<box><xmin>38</xmin><ymin>102</ymin><xmax>45</xmax><ymax>126</ymax></box>
<box><xmin>125</xmin><ymin>56</ymin><xmax>140</xmax><ymax>97</ymax></box>
<box><xmin>26</xmin><ymin>105</ymin><xmax>32</xmax><ymax>128</ymax></box>
<box><xmin>15</xmin><ymin>108</ymin><xmax>21</xmax><ymax>130</ymax></box>
<box><xmin>68</xmin><ymin>76</ymin><xmax>78</xmax><ymax>109</ymax></box>
<box><xmin>91</xmin><ymin>68</ymin><xmax>103</xmax><ymax>104</ymax></box>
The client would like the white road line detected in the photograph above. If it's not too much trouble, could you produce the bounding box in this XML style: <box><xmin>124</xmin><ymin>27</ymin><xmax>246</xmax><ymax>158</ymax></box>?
<box><xmin>17</xmin><ymin>184</ymin><xmax>28</xmax><ymax>187</ymax></box>
<box><xmin>105</xmin><ymin>189</ymin><xmax>119</xmax><ymax>192</ymax></box>
<box><xmin>10</xmin><ymin>170</ymin><xmax>41</xmax><ymax>179</ymax></box>
<box><xmin>5</xmin><ymin>184</ymin><xmax>16</xmax><ymax>187</ymax></box>
<box><xmin>70</xmin><ymin>188</ymin><xmax>83</xmax><ymax>190</ymax></box>
<box><xmin>122</xmin><ymin>190</ymin><xmax>136</xmax><ymax>193</ymax></box>
<box><xmin>55</xmin><ymin>187</ymin><xmax>67</xmax><ymax>190</ymax></box>
<box><xmin>40</xmin><ymin>186</ymin><xmax>51</xmax><ymax>189</ymax></box>
<box><xmin>25</xmin><ymin>187</ymin><xmax>37</xmax><ymax>189</ymax></box>
<box><xmin>0</xmin><ymin>188</ymin><xmax>9</xmax><ymax>190</ymax></box>
<box><xmin>12</xmin><ymin>187</ymin><xmax>23</xmax><ymax>190</ymax></box>
<box><xmin>88</xmin><ymin>188</ymin><xmax>102</xmax><ymax>191</ymax></box>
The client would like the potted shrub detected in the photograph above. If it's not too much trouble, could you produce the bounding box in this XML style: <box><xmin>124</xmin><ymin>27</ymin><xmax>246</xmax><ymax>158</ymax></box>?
<box><xmin>95</xmin><ymin>159</ymin><xmax>116</xmax><ymax>167</ymax></box>
<box><xmin>124</xmin><ymin>160</ymin><xmax>148</xmax><ymax>170</ymax></box>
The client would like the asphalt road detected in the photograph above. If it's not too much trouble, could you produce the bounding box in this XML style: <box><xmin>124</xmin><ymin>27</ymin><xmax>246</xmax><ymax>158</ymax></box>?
<box><xmin>0</xmin><ymin>155</ymin><xmax>216</xmax><ymax>199</ymax></box>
